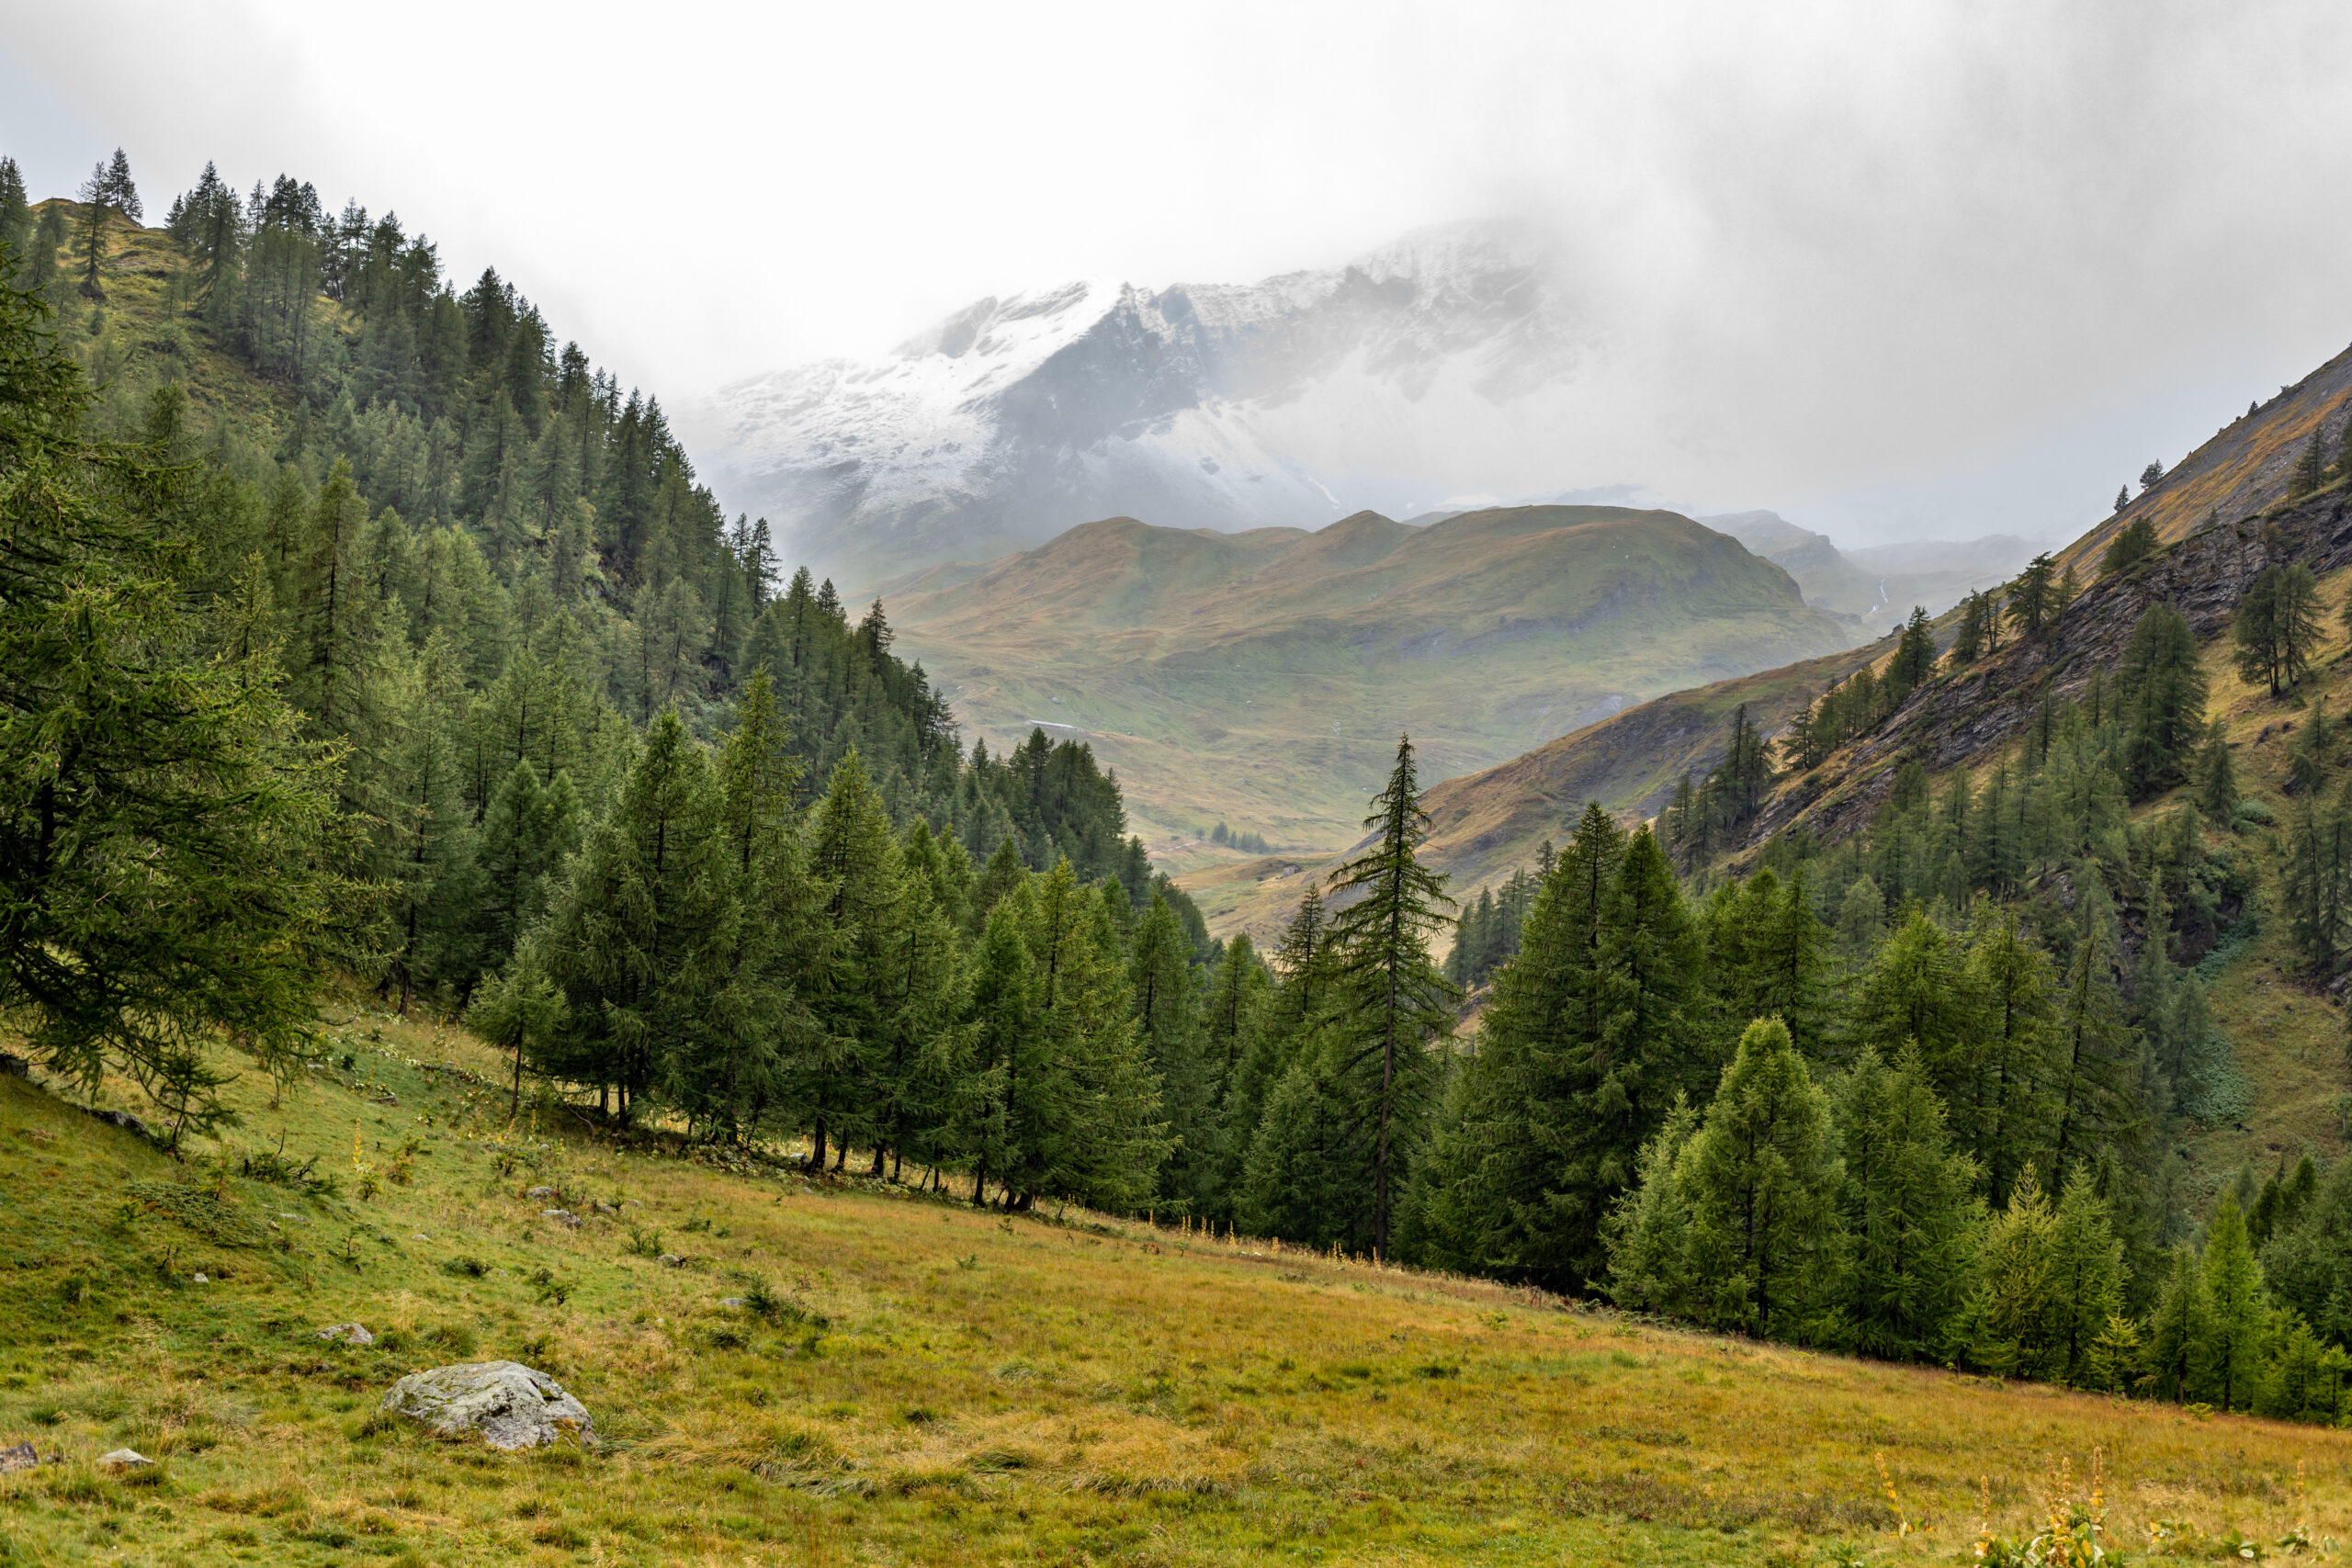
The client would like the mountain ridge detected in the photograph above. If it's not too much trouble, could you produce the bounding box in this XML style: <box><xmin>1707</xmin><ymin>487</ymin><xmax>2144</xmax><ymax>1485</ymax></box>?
<box><xmin>882</xmin><ymin>502</ymin><xmax>1865</xmax><ymax>852</ymax></box>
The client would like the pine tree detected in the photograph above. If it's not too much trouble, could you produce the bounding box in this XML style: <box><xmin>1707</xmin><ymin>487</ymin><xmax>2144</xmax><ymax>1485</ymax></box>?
<box><xmin>2290</xmin><ymin>695</ymin><xmax>2334</xmax><ymax>795</ymax></box>
<box><xmin>72</xmin><ymin>161</ymin><xmax>113</xmax><ymax>299</ymax></box>
<box><xmin>1319</xmin><ymin>735</ymin><xmax>1458</xmax><ymax>1259</ymax></box>
<box><xmin>1851</xmin><ymin>903</ymin><xmax>1974</xmax><ymax>1081</ymax></box>
<box><xmin>2288</xmin><ymin>426</ymin><xmax>2329</xmax><ymax>500</ymax></box>
<box><xmin>2193</xmin><ymin>721</ymin><xmax>2239</xmax><ymax>823</ymax></box>
<box><xmin>2236</xmin><ymin>564</ymin><xmax>2322</xmax><ymax>696</ymax></box>
<box><xmin>533</xmin><ymin>706</ymin><xmax>734</xmax><ymax>1127</ymax></box>
<box><xmin>1647</xmin><ymin>1016</ymin><xmax>1845</xmax><ymax>1338</ymax></box>
<box><xmin>1951</xmin><ymin>592</ymin><xmax>1987</xmax><ymax>664</ymax></box>
<box><xmin>1007</xmin><ymin>861</ymin><xmax>1166</xmax><ymax>1211</ymax></box>
<box><xmin>1893</xmin><ymin>606</ymin><xmax>1937</xmax><ymax>692</ymax></box>
<box><xmin>0</xmin><ymin>261</ymin><xmax>346</xmax><ymax>1141</ymax></box>
<box><xmin>804</xmin><ymin>747</ymin><xmax>906</xmax><ymax>1169</ymax></box>
<box><xmin>2145</xmin><ymin>1245</ymin><xmax>2210</xmax><ymax>1402</ymax></box>
<box><xmin>1129</xmin><ymin>890</ymin><xmax>1216</xmax><ymax>1209</ymax></box>
<box><xmin>1954</xmin><ymin>1166</ymin><xmax>2121</xmax><ymax>1384</ymax></box>
<box><xmin>2101</xmin><ymin>517</ymin><xmax>2159</xmax><ymax>575</ymax></box>
<box><xmin>2006</xmin><ymin>554</ymin><xmax>2058</xmax><ymax>638</ymax></box>
<box><xmin>2196</xmin><ymin>1193</ymin><xmax>2270</xmax><ymax>1411</ymax></box>
<box><xmin>2048</xmin><ymin>885</ymin><xmax>2144</xmax><ymax>1188</ymax></box>
<box><xmin>2263</xmin><ymin>1155</ymin><xmax>2352</xmax><ymax>1350</ymax></box>
<box><xmin>0</xmin><ymin>157</ymin><xmax>29</xmax><ymax>280</ymax></box>
<box><xmin>1957</xmin><ymin>907</ymin><xmax>2059</xmax><ymax>1202</ymax></box>
<box><xmin>469</xmin><ymin>958</ymin><xmax>565</xmax><ymax>1123</ymax></box>
<box><xmin>2118</xmin><ymin>603</ymin><xmax>2208</xmax><ymax>796</ymax></box>
<box><xmin>691</xmin><ymin>671</ymin><xmax>820</xmax><ymax>1142</ymax></box>
<box><xmin>101</xmin><ymin>149</ymin><xmax>141</xmax><ymax>220</ymax></box>
<box><xmin>1199</xmin><ymin>933</ymin><xmax>1272</xmax><ymax>1218</ymax></box>
<box><xmin>1833</xmin><ymin>1043</ymin><xmax>1984</xmax><ymax>1359</ymax></box>
<box><xmin>1835</xmin><ymin>875</ymin><xmax>1885</xmax><ymax>963</ymax></box>
<box><xmin>379</xmin><ymin>633</ymin><xmax>477</xmax><ymax>1011</ymax></box>
<box><xmin>1415</xmin><ymin>802</ymin><xmax>1624</xmax><ymax>1285</ymax></box>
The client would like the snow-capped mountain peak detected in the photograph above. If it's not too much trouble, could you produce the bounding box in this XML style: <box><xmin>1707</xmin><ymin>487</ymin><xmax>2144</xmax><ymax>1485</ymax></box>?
<box><xmin>685</xmin><ymin>221</ymin><xmax>1595</xmax><ymax>581</ymax></box>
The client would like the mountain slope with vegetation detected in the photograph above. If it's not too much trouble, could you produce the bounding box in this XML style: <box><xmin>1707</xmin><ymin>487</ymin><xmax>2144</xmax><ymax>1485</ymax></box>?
<box><xmin>882</xmin><ymin>504</ymin><xmax>1864</xmax><ymax>851</ymax></box>
<box><xmin>1703</xmin><ymin>509</ymin><xmax>2041</xmax><ymax>626</ymax></box>
<box><xmin>8</xmin><ymin>148</ymin><xmax>2352</xmax><ymax>1562</ymax></box>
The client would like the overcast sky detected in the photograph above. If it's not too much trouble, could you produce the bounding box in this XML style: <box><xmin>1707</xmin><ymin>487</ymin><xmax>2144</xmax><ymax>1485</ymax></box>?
<box><xmin>6</xmin><ymin>0</ymin><xmax>2352</xmax><ymax>547</ymax></box>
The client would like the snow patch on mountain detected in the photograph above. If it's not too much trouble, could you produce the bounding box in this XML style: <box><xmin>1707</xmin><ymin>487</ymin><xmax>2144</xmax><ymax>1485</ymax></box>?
<box><xmin>684</xmin><ymin>221</ymin><xmax>1608</xmax><ymax>580</ymax></box>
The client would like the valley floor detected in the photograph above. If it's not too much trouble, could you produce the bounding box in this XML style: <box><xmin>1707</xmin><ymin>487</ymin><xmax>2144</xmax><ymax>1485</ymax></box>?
<box><xmin>3</xmin><ymin>1012</ymin><xmax>2347</xmax><ymax>1567</ymax></box>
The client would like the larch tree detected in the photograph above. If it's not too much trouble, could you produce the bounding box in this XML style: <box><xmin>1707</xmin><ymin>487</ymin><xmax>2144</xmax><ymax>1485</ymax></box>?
<box><xmin>1320</xmin><ymin>734</ymin><xmax>1458</xmax><ymax>1260</ymax></box>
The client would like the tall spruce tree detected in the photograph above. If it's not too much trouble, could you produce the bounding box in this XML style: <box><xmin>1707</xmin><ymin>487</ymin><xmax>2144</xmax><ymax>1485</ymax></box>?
<box><xmin>1318</xmin><ymin>734</ymin><xmax>1457</xmax><ymax>1258</ymax></box>
<box><xmin>533</xmin><ymin>706</ymin><xmax>733</xmax><ymax>1126</ymax></box>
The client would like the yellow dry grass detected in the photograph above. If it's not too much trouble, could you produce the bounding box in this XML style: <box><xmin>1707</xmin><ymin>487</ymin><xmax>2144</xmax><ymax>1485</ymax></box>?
<box><xmin>2</xmin><ymin>1001</ymin><xmax>2346</xmax><ymax>1565</ymax></box>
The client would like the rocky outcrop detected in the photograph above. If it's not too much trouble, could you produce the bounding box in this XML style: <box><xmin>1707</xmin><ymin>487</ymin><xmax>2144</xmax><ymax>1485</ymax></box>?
<box><xmin>379</xmin><ymin>1361</ymin><xmax>593</xmax><ymax>1450</ymax></box>
<box><xmin>1738</xmin><ymin>487</ymin><xmax>2352</xmax><ymax>859</ymax></box>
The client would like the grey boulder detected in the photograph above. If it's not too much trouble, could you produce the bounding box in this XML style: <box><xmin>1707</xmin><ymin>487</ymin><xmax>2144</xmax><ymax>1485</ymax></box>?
<box><xmin>317</xmin><ymin>1323</ymin><xmax>374</xmax><ymax>1346</ymax></box>
<box><xmin>380</xmin><ymin>1361</ymin><xmax>593</xmax><ymax>1450</ymax></box>
<box><xmin>541</xmin><ymin>1209</ymin><xmax>581</xmax><ymax>1228</ymax></box>
<box><xmin>96</xmin><ymin>1449</ymin><xmax>153</xmax><ymax>1470</ymax></box>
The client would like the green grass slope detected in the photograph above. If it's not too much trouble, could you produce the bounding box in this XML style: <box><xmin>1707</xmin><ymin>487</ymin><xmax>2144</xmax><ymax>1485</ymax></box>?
<box><xmin>886</xmin><ymin>506</ymin><xmax>1864</xmax><ymax>857</ymax></box>
<box><xmin>4</xmin><ymin>1013</ymin><xmax>2348</xmax><ymax>1566</ymax></box>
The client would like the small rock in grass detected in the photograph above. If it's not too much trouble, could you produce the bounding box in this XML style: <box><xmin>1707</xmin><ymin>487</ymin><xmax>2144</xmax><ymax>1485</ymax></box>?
<box><xmin>542</xmin><ymin>1210</ymin><xmax>581</xmax><ymax>1228</ymax></box>
<box><xmin>379</xmin><ymin>1361</ymin><xmax>593</xmax><ymax>1451</ymax></box>
<box><xmin>658</xmin><ymin>1254</ymin><xmax>684</xmax><ymax>1268</ymax></box>
<box><xmin>0</xmin><ymin>1441</ymin><xmax>36</xmax><ymax>1473</ymax></box>
<box><xmin>96</xmin><ymin>1449</ymin><xmax>153</xmax><ymax>1470</ymax></box>
<box><xmin>318</xmin><ymin>1323</ymin><xmax>374</xmax><ymax>1346</ymax></box>
<box><xmin>719</xmin><ymin>1297</ymin><xmax>746</xmax><ymax>1308</ymax></box>
<box><xmin>83</xmin><ymin>1106</ymin><xmax>152</xmax><ymax>1138</ymax></box>
<box><xmin>192</xmin><ymin>1273</ymin><xmax>209</xmax><ymax>1284</ymax></box>
<box><xmin>525</xmin><ymin>1186</ymin><xmax>556</xmax><ymax>1200</ymax></box>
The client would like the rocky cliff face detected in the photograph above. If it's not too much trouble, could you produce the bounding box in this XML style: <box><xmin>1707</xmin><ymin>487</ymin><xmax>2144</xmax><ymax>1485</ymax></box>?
<box><xmin>1741</xmin><ymin>486</ymin><xmax>2352</xmax><ymax>859</ymax></box>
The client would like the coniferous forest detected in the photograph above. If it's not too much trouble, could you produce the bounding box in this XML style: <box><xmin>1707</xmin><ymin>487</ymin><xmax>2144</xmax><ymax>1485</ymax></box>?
<box><xmin>6</xmin><ymin>150</ymin><xmax>2352</xmax><ymax>1448</ymax></box>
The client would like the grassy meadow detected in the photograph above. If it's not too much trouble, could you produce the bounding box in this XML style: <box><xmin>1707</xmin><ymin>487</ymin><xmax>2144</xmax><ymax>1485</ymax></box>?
<box><xmin>3</xmin><ymin>1005</ymin><xmax>2348</xmax><ymax>1567</ymax></box>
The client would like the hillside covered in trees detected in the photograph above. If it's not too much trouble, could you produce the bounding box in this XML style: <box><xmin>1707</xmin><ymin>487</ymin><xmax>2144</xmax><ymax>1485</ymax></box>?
<box><xmin>6</xmin><ymin>145</ymin><xmax>2352</xmax><ymax>1453</ymax></box>
<box><xmin>0</xmin><ymin>151</ymin><xmax>1200</xmax><ymax>1120</ymax></box>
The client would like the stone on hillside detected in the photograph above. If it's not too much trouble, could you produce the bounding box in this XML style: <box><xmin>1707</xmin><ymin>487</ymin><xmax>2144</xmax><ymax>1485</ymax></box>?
<box><xmin>0</xmin><ymin>1440</ymin><xmax>36</xmax><ymax>1473</ymax></box>
<box><xmin>84</xmin><ymin>1106</ymin><xmax>152</xmax><ymax>1138</ymax></box>
<box><xmin>96</xmin><ymin>1449</ymin><xmax>153</xmax><ymax>1470</ymax></box>
<box><xmin>541</xmin><ymin>1209</ymin><xmax>581</xmax><ymax>1228</ymax></box>
<box><xmin>525</xmin><ymin>1186</ymin><xmax>556</xmax><ymax>1199</ymax></box>
<box><xmin>318</xmin><ymin>1323</ymin><xmax>374</xmax><ymax>1346</ymax></box>
<box><xmin>379</xmin><ymin>1361</ymin><xmax>593</xmax><ymax>1450</ymax></box>
<box><xmin>658</xmin><ymin>1254</ymin><xmax>684</xmax><ymax>1267</ymax></box>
